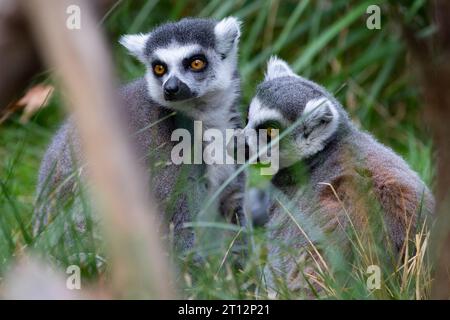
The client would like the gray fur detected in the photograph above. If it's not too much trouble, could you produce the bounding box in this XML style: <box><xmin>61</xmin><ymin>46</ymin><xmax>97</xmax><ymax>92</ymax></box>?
<box><xmin>245</xmin><ymin>57</ymin><xmax>435</xmax><ymax>296</ymax></box>
<box><xmin>35</xmin><ymin>17</ymin><xmax>245</xmax><ymax>253</ymax></box>
<box><xmin>144</xmin><ymin>18</ymin><xmax>216</xmax><ymax>56</ymax></box>
<box><xmin>35</xmin><ymin>79</ymin><xmax>202</xmax><ymax>251</ymax></box>
<box><xmin>120</xmin><ymin>17</ymin><xmax>242</xmax><ymax>126</ymax></box>
<box><xmin>121</xmin><ymin>18</ymin><xmax>244</xmax><ymax>195</ymax></box>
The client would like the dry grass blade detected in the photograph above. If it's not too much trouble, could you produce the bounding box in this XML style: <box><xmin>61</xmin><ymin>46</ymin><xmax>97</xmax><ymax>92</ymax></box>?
<box><xmin>276</xmin><ymin>198</ymin><xmax>330</xmax><ymax>275</ymax></box>
<box><xmin>215</xmin><ymin>228</ymin><xmax>243</xmax><ymax>277</ymax></box>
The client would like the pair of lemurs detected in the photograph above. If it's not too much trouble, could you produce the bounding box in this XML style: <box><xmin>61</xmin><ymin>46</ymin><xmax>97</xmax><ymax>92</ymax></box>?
<box><xmin>35</xmin><ymin>17</ymin><xmax>434</xmax><ymax>296</ymax></box>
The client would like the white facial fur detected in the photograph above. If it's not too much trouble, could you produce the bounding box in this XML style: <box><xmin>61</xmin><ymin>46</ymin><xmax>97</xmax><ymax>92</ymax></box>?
<box><xmin>244</xmin><ymin>98</ymin><xmax>295</xmax><ymax>170</ymax></box>
<box><xmin>120</xmin><ymin>17</ymin><xmax>241</xmax><ymax>126</ymax></box>
<box><xmin>142</xmin><ymin>43</ymin><xmax>238</xmax><ymax>127</ymax></box>
<box><xmin>245</xmin><ymin>97</ymin><xmax>287</xmax><ymax>152</ymax></box>
<box><xmin>245</xmin><ymin>96</ymin><xmax>340</xmax><ymax>170</ymax></box>
<box><xmin>247</xmin><ymin>97</ymin><xmax>288</xmax><ymax>128</ymax></box>
<box><xmin>145</xmin><ymin>43</ymin><xmax>202</xmax><ymax>106</ymax></box>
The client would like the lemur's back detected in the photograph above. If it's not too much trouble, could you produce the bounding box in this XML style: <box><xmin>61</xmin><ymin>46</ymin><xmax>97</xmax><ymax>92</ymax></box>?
<box><xmin>306</xmin><ymin>128</ymin><xmax>434</xmax><ymax>251</ymax></box>
<box><xmin>266</xmin><ymin>126</ymin><xmax>434</xmax><ymax>297</ymax></box>
<box><xmin>35</xmin><ymin>78</ymin><xmax>203</xmax><ymax>251</ymax></box>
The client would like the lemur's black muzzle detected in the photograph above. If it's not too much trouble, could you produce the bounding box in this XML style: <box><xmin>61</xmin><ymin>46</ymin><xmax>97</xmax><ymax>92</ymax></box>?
<box><xmin>163</xmin><ymin>77</ymin><xmax>193</xmax><ymax>101</ymax></box>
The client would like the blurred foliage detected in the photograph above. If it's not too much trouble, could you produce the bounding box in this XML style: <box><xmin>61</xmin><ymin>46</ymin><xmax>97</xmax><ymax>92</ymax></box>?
<box><xmin>0</xmin><ymin>0</ymin><xmax>435</xmax><ymax>298</ymax></box>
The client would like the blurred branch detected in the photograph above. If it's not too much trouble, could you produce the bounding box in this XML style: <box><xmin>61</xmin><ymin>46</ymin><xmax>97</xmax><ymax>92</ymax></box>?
<box><xmin>1</xmin><ymin>256</ymin><xmax>82</xmax><ymax>300</ymax></box>
<box><xmin>399</xmin><ymin>0</ymin><xmax>450</xmax><ymax>299</ymax></box>
<box><xmin>20</xmin><ymin>0</ymin><xmax>174</xmax><ymax>298</ymax></box>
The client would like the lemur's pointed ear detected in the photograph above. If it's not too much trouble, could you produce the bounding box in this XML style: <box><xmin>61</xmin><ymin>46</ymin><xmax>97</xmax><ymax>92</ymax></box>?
<box><xmin>265</xmin><ymin>56</ymin><xmax>296</xmax><ymax>81</ymax></box>
<box><xmin>214</xmin><ymin>17</ymin><xmax>241</xmax><ymax>57</ymax></box>
<box><xmin>303</xmin><ymin>97</ymin><xmax>337</xmax><ymax>124</ymax></box>
<box><xmin>119</xmin><ymin>33</ymin><xmax>149</xmax><ymax>63</ymax></box>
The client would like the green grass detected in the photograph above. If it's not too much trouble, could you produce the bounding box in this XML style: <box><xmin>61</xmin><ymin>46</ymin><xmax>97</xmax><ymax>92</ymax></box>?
<box><xmin>0</xmin><ymin>0</ymin><xmax>435</xmax><ymax>299</ymax></box>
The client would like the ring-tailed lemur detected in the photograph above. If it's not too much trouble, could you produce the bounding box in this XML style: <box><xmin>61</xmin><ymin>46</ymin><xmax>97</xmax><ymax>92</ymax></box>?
<box><xmin>120</xmin><ymin>17</ymin><xmax>245</xmax><ymax>224</ymax></box>
<box><xmin>34</xmin><ymin>17</ymin><xmax>245</xmax><ymax>252</ymax></box>
<box><xmin>243</xmin><ymin>57</ymin><xmax>435</xmax><ymax>297</ymax></box>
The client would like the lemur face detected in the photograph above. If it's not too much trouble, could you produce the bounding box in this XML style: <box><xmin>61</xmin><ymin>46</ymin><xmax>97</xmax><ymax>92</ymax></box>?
<box><xmin>120</xmin><ymin>17</ymin><xmax>241</xmax><ymax>113</ymax></box>
<box><xmin>244</xmin><ymin>57</ymin><xmax>340</xmax><ymax>170</ymax></box>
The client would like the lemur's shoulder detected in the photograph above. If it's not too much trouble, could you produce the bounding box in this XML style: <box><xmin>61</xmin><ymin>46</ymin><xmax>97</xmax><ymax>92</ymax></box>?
<box><xmin>119</xmin><ymin>77</ymin><xmax>177</xmax><ymax>147</ymax></box>
<box><xmin>316</xmin><ymin>129</ymin><xmax>434</xmax><ymax>249</ymax></box>
<box><xmin>356</xmin><ymin>130</ymin><xmax>435</xmax><ymax>218</ymax></box>
<box><xmin>320</xmin><ymin>129</ymin><xmax>434</xmax><ymax>213</ymax></box>
<box><xmin>119</xmin><ymin>77</ymin><xmax>164</xmax><ymax>123</ymax></box>
<box><xmin>350</xmin><ymin>130</ymin><xmax>432</xmax><ymax>197</ymax></box>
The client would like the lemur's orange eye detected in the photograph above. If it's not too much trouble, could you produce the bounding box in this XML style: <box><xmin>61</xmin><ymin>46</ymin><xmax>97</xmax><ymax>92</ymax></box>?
<box><xmin>190</xmin><ymin>59</ymin><xmax>206</xmax><ymax>71</ymax></box>
<box><xmin>267</xmin><ymin>127</ymin><xmax>277</xmax><ymax>138</ymax></box>
<box><xmin>153</xmin><ymin>64</ymin><xmax>166</xmax><ymax>76</ymax></box>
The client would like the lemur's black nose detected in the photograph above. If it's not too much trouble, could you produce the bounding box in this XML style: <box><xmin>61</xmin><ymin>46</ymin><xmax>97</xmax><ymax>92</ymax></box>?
<box><xmin>163</xmin><ymin>77</ymin><xmax>193</xmax><ymax>101</ymax></box>
<box><xmin>164</xmin><ymin>77</ymin><xmax>180</xmax><ymax>95</ymax></box>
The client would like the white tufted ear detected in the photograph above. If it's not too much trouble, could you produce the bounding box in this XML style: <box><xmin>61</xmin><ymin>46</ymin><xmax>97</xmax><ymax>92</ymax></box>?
<box><xmin>303</xmin><ymin>97</ymin><xmax>339</xmax><ymax>125</ymax></box>
<box><xmin>295</xmin><ymin>97</ymin><xmax>340</xmax><ymax>159</ymax></box>
<box><xmin>214</xmin><ymin>17</ymin><xmax>241</xmax><ymax>57</ymax></box>
<box><xmin>265</xmin><ymin>56</ymin><xmax>296</xmax><ymax>81</ymax></box>
<box><xmin>119</xmin><ymin>33</ymin><xmax>149</xmax><ymax>63</ymax></box>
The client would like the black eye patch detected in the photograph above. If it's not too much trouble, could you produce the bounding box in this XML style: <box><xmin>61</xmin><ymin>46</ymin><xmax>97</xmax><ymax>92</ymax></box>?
<box><xmin>255</xmin><ymin>120</ymin><xmax>282</xmax><ymax>132</ymax></box>
<box><xmin>183</xmin><ymin>53</ymin><xmax>208</xmax><ymax>71</ymax></box>
<box><xmin>151</xmin><ymin>59</ymin><xmax>166</xmax><ymax>68</ymax></box>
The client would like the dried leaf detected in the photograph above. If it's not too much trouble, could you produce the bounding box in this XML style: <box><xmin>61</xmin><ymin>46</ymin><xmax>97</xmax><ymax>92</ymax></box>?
<box><xmin>18</xmin><ymin>84</ymin><xmax>54</xmax><ymax>123</ymax></box>
<box><xmin>0</xmin><ymin>84</ymin><xmax>54</xmax><ymax>125</ymax></box>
